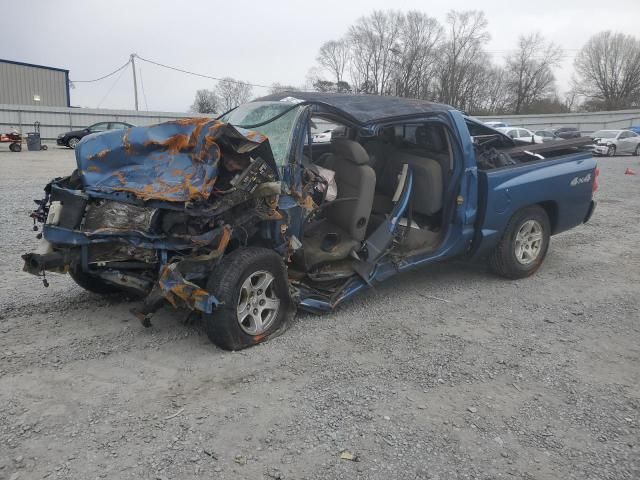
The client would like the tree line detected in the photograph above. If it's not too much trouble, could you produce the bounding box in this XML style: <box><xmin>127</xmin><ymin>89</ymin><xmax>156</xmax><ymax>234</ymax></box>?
<box><xmin>191</xmin><ymin>10</ymin><xmax>640</xmax><ymax>115</ymax></box>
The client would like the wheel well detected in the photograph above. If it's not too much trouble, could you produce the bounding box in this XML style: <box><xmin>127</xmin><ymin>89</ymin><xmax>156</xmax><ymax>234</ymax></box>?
<box><xmin>537</xmin><ymin>201</ymin><xmax>558</xmax><ymax>234</ymax></box>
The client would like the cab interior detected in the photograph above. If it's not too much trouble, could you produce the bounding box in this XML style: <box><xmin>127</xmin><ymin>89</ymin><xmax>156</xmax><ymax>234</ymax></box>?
<box><xmin>298</xmin><ymin>117</ymin><xmax>455</xmax><ymax>275</ymax></box>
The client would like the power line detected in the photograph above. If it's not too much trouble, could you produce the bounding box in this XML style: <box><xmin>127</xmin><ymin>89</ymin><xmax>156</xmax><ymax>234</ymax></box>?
<box><xmin>134</xmin><ymin>54</ymin><xmax>273</xmax><ymax>90</ymax></box>
<box><xmin>96</xmin><ymin>63</ymin><xmax>128</xmax><ymax>108</ymax></box>
<box><xmin>70</xmin><ymin>60</ymin><xmax>131</xmax><ymax>83</ymax></box>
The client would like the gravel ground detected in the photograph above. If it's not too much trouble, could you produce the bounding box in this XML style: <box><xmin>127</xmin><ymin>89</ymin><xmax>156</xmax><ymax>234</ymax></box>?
<box><xmin>0</xmin><ymin>145</ymin><xmax>639</xmax><ymax>480</ymax></box>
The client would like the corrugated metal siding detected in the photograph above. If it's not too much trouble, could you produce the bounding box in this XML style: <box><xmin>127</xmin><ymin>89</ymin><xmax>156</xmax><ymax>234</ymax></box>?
<box><xmin>0</xmin><ymin>104</ymin><xmax>211</xmax><ymax>139</ymax></box>
<box><xmin>477</xmin><ymin>109</ymin><xmax>640</xmax><ymax>133</ymax></box>
<box><xmin>0</xmin><ymin>62</ymin><xmax>68</xmax><ymax>107</ymax></box>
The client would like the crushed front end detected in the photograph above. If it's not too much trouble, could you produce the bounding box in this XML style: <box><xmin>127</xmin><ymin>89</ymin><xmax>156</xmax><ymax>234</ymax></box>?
<box><xmin>23</xmin><ymin>118</ymin><xmax>288</xmax><ymax>324</ymax></box>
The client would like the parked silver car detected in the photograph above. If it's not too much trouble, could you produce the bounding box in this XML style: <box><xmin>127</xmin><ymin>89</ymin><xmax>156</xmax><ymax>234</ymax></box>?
<box><xmin>591</xmin><ymin>129</ymin><xmax>640</xmax><ymax>156</ymax></box>
<box><xmin>534</xmin><ymin>130</ymin><xmax>562</xmax><ymax>143</ymax></box>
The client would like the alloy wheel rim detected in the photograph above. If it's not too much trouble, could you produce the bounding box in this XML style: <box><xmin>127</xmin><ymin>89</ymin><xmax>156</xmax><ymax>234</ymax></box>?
<box><xmin>236</xmin><ymin>270</ymin><xmax>280</xmax><ymax>335</ymax></box>
<box><xmin>514</xmin><ymin>220</ymin><xmax>543</xmax><ymax>265</ymax></box>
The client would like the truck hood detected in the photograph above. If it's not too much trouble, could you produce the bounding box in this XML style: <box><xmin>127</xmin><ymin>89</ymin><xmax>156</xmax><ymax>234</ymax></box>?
<box><xmin>75</xmin><ymin>118</ymin><xmax>274</xmax><ymax>203</ymax></box>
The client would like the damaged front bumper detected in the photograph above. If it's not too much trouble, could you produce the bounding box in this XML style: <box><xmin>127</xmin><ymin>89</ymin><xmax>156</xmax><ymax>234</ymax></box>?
<box><xmin>23</xmin><ymin>222</ymin><xmax>228</xmax><ymax>316</ymax></box>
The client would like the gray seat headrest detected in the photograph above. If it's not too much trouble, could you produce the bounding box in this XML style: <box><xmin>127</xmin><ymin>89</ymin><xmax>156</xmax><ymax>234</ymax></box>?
<box><xmin>330</xmin><ymin>138</ymin><xmax>369</xmax><ymax>166</ymax></box>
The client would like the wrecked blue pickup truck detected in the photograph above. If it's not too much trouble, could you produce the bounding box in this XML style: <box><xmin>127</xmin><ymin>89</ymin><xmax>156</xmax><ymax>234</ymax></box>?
<box><xmin>23</xmin><ymin>93</ymin><xmax>598</xmax><ymax>350</ymax></box>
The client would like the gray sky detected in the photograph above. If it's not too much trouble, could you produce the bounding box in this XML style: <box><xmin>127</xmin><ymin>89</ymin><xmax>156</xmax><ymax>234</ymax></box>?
<box><xmin>4</xmin><ymin>0</ymin><xmax>639</xmax><ymax>112</ymax></box>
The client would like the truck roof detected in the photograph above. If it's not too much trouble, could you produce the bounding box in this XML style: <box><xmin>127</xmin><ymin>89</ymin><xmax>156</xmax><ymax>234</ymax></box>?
<box><xmin>255</xmin><ymin>91</ymin><xmax>452</xmax><ymax>124</ymax></box>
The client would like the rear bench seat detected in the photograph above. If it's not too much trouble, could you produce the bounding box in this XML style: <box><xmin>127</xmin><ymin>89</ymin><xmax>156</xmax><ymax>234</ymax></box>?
<box><xmin>365</xmin><ymin>141</ymin><xmax>443</xmax><ymax>216</ymax></box>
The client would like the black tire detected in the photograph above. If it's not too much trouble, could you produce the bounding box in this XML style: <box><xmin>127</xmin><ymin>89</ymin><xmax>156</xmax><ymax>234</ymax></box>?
<box><xmin>489</xmin><ymin>205</ymin><xmax>551</xmax><ymax>280</ymax></box>
<box><xmin>607</xmin><ymin>145</ymin><xmax>616</xmax><ymax>157</ymax></box>
<box><xmin>203</xmin><ymin>247</ymin><xmax>294</xmax><ymax>351</ymax></box>
<box><xmin>67</xmin><ymin>137</ymin><xmax>80</xmax><ymax>149</ymax></box>
<box><xmin>634</xmin><ymin>144</ymin><xmax>640</xmax><ymax>156</ymax></box>
<box><xmin>41</xmin><ymin>145</ymin><xmax>48</xmax><ymax>151</ymax></box>
<box><xmin>69</xmin><ymin>267</ymin><xmax>122</xmax><ymax>295</ymax></box>
<box><xmin>9</xmin><ymin>142</ymin><xmax>21</xmax><ymax>152</ymax></box>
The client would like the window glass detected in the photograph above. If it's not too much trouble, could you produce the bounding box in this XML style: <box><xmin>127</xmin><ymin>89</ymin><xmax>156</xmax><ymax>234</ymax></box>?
<box><xmin>388</xmin><ymin>123</ymin><xmax>449</xmax><ymax>157</ymax></box>
<box><xmin>222</xmin><ymin>101</ymin><xmax>304</xmax><ymax>166</ymax></box>
<box><xmin>89</xmin><ymin>123</ymin><xmax>108</xmax><ymax>133</ymax></box>
<box><xmin>592</xmin><ymin>130</ymin><xmax>617</xmax><ymax>139</ymax></box>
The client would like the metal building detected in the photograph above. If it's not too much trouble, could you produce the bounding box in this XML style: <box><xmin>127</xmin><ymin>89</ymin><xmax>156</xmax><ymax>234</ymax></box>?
<box><xmin>0</xmin><ymin>59</ymin><xmax>70</xmax><ymax>107</ymax></box>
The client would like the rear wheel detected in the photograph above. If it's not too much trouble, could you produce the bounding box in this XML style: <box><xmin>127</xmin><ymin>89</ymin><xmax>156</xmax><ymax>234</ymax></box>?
<box><xmin>9</xmin><ymin>142</ymin><xmax>21</xmax><ymax>152</ymax></box>
<box><xmin>203</xmin><ymin>247</ymin><xmax>294</xmax><ymax>350</ymax></box>
<box><xmin>489</xmin><ymin>206</ymin><xmax>550</xmax><ymax>279</ymax></box>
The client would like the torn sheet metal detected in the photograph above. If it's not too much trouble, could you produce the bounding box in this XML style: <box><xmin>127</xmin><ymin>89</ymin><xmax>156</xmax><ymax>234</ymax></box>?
<box><xmin>76</xmin><ymin>118</ymin><xmax>271</xmax><ymax>203</ymax></box>
<box><xmin>158</xmin><ymin>262</ymin><xmax>220</xmax><ymax>314</ymax></box>
<box><xmin>157</xmin><ymin>226</ymin><xmax>232</xmax><ymax>313</ymax></box>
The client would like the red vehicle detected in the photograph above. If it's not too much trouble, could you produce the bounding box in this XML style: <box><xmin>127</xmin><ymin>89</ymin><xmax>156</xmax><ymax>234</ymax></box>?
<box><xmin>0</xmin><ymin>128</ymin><xmax>22</xmax><ymax>152</ymax></box>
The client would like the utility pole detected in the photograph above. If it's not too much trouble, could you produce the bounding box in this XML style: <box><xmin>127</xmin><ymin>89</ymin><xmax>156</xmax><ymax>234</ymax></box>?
<box><xmin>130</xmin><ymin>53</ymin><xmax>139</xmax><ymax>111</ymax></box>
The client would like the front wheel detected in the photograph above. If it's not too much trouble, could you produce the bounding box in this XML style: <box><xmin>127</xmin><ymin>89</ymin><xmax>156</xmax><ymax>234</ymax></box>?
<box><xmin>634</xmin><ymin>144</ymin><xmax>640</xmax><ymax>156</ymax></box>
<box><xmin>69</xmin><ymin>267</ymin><xmax>122</xmax><ymax>294</ymax></box>
<box><xmin>607</xmin><ymin>145</ymin><xmax>616</xmax><ymax>157</ymax></box>
<box><xmin>489</xmin><ymin>206</ymin><xmax>551</xmax><ymax>279</ymax></box>
<box><xmin>67</xmin><ymin>137</ymin><xmax>80</xmax><ymax>149</ymax></box>
<box><xmin>9</xmin><ymin>142</ymin><xmax>21</xmax><ymax>152</ymax></box>
<box><xmin>203</xmin><ymin>247</ymin><xmax>294</xmax><ymax>350</ymax></box>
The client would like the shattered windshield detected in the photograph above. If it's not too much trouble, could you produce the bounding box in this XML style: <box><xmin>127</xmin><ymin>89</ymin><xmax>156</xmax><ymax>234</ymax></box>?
<box><xmin>221</xmin><ymin>101</ymin><xmax>303</xmax><ymax>166</ymax></box>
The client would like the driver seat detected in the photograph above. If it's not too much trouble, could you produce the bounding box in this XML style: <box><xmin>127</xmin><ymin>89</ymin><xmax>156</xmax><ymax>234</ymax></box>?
<box><xmin>302</xmin><ymin>139</ymin><xmax>375</xmax><ymax>268</ymax></box>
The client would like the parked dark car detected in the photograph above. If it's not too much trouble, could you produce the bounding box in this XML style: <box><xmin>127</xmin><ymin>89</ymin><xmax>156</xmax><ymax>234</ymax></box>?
<box><xmin>57</xmin><ymin>121</ymin><xmax>134</xmax><ymax>149</ymax></box>
<box><xmin>551</xmin><ymin>126</ymin><xmax>581</xmax><ymax>139</ymax></box>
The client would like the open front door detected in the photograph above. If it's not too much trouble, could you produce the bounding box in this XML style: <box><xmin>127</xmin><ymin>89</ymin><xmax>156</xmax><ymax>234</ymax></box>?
<box><xmin>353</xmin><ymin>164</ymin><xmax>414</xmax><ymax>281</ymax></box>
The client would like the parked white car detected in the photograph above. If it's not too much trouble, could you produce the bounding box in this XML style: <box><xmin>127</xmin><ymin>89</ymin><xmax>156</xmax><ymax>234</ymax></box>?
<box><xmin>590</xmin><ymin>129</ymin><xmax>640</xmax><ymax>156</ymax></box>
<box><xmin>312</xmin><ymin>129</ymin><xmax>333</xmax><ymax>143</ymax></box>
<box><xmin>496</xmin><ymin>127</ymin><xmax>543</xmax><ymax>144</ymax></box>
<box><xmin>484</xmin><ymin>121</ymin><xmax>508</xmax><ymax>128</ymax></box>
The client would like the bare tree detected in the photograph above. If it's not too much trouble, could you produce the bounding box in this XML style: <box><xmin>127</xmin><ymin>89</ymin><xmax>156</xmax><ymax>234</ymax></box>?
<box><xmin>269</xmin><ymin>83</ymin><xmax>300</xmax><ymax>94</ymax></box>
<box><xmin>190</xmin><ymin>89</ymin><xmax>218</xmax><ymax>114</ymax></box>
<box><xmin>391</xmin><ymin>11</ymin><xmax>443</xmax><ymax>99</ymax></box>
<box><xmin>564</xmin><ymin>87</ymin><xmax>580</xmax><ymax>112</ymax></box>
<box><xmin>311</xmin><ymin>79</ymin><xmax>351</xmax><ymax>93</ymax></box>
<box><xmin>347</xmin><ymin>10</ymin><xmax>403</xmax><ymax>94</ymax></box>
<box><xmin>504</xmin><ymin>33</ymin><xmax>562</xmax><ymax>113</ymax></box>
<box><xmin>435</xmin><ymin>10</ymin><xmax>490</xmax><ymax>110</ymax></box>
<box><xmin>214</xmin><ymin>77</ymin><xmax>253</xmax><ymax>112</ymax></box>
<box><xmin>317</xmin><ymin>40</ymin><xmax>350</xmax><ymax>84</ymax></box>
<box><xmin>574</xmin><ymin>31</ymin><xmax>640</xmax><ymax>110</ymax></box>
<box><xmin>469</xmin><ymin>65</ymin><xmax>510</xmax><ymax>114</ymax></box>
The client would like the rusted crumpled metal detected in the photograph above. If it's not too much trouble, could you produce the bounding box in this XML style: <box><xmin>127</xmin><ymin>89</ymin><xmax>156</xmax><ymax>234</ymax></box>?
<box><xmin>157</xmin><ymin>226</ymin><xmax>232</xmax><ymax>313</ymax></box>
<box><xmin>76</xmin><ymin>118</ymin><xmax>269</xmax><ymax>203</ymax></box>
<box><xmin>157</xmin><ymin>262</ymin><xmax>220</xmax><ymax>313</ymax></box>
